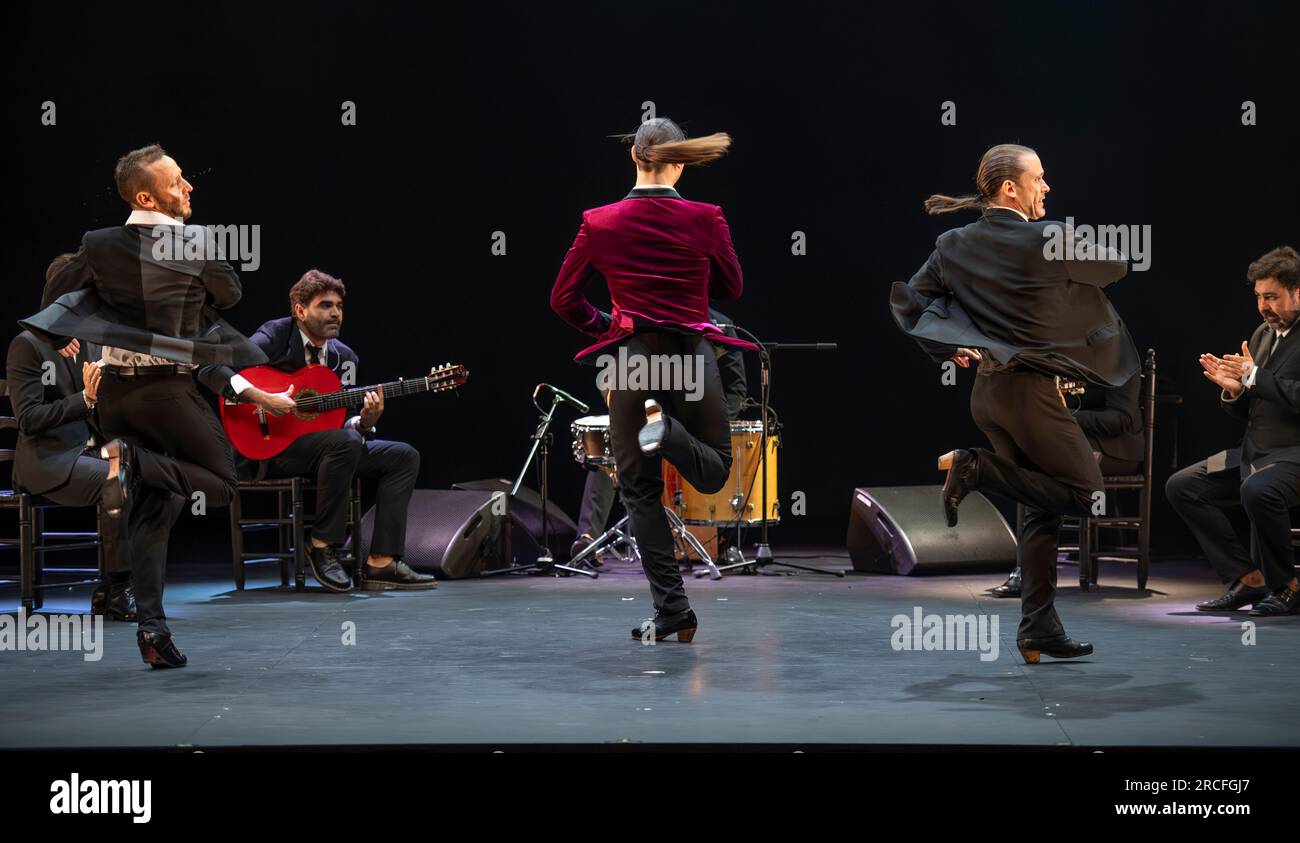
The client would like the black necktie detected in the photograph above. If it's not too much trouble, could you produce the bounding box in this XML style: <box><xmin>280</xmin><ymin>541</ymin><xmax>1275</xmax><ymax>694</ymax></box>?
<box><xmin>307</xmin><ymin>344</ymin><xmax>322</xmax><ymax>366</ymax></box>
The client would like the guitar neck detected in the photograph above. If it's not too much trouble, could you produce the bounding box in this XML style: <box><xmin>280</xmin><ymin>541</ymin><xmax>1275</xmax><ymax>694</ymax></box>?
<box><xmin>297</xmin><ymin>377</ymin><xmax>437</xmax><ymax>413</ymax></box>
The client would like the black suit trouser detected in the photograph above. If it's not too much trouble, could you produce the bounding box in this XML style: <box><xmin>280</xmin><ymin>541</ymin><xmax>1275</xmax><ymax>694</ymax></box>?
<box><xmin>970</xmin><ymin>371</ymin><xmax>1104</xmax><ymax>639</ymax></box>
<box><xmin>1166</xmin><ymin>457</ymin><xmax>1300</xmax><ymax>590</ymax></box>
<box><xmin>97</xmin><ymin>372</ymin><xmax>237</xmax><ymax>634</ymax></box>
<box><xmin>607</xmin><ymin>333</ymin><xmax>731</xmax><ymax>614</ymax></box>
<box><xmin>264</xmin><ymin>429</ymin><xmax>419</xmax><ymax>557</ymax></box>
<box><xmin>42</xmin><ymin>454</ymin><xmax>130</xmax><ymax>576</ymax></box>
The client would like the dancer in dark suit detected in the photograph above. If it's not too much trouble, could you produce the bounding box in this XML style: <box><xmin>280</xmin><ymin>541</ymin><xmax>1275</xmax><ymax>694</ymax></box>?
<box><xmin>892</xmin><ymin>143</ymin><xmax>1139</xmax><ymax>663</ymax></box>
<box><xmin>21</xmin><ymin>144</ymin><xmax>267</xmax><ymax>668</ymax></box>
<box><xmin>551</xmin><ymin>118</ymin><xmax>757</xmax><ymax>642</ymax></box>
<box><xmin>1167</xmin><ymin>246</ymin><xmax>1300</xmax><ymax>616</ymax></box>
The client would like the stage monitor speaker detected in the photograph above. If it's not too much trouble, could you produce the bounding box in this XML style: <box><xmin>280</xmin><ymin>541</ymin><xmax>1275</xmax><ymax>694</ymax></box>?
<box><xmin>360</xmin><ymin>489</ymin><xmax>509</xmax><ymax>579</ymax></box>
<box><xmin>846</xmin><ymin>485</ymin><xmax>1017</xmax><ymax>575</ymax></box>
<box><xmin>453</xmin><ymin>478</ymin><xmax>578</xmax><ymax>561</ymax></box>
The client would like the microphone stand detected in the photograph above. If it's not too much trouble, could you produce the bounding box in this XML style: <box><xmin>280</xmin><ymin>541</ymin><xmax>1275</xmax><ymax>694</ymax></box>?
<box><xmin>481</xmin><ymin>386</ymin><xmax>595</xmax><ymax>578</ymax></box>
<box><xmin>706</xmin><ymin>330</ymin><xmax>843</xmax><ymax>578</ymax></box>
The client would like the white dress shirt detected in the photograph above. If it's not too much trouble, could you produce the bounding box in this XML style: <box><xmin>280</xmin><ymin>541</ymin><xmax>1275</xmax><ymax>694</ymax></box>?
<box><xmin>1223</xmin><ymin>322</ymin><xmax>1293</xmax><ymax>402</ymax></box>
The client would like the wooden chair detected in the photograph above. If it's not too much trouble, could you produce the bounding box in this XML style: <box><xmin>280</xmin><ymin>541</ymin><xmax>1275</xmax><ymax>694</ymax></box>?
<box><xmin>230</xmin><ymin>467</ymin><xmax>362</xmax><ymax>591</ymax></box>
<box><xmin>0</xmin><ymin>379</ymin><xmax>105</xmax><ymax>611</ymax></box>
<box><xmin>1076</xmin><ymin>348</ymin><xmax>1158</xmax><ymax>590</ymax></box>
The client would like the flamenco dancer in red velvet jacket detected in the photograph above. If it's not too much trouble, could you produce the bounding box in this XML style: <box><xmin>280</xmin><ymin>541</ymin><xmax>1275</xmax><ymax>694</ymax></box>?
<box><xmin>550</xmin><ymin>117</ymin><xmax>756</xmax><ymax>643</ymax></box>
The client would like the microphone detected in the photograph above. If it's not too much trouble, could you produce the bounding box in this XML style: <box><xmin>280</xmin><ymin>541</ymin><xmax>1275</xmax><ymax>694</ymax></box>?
<box><xmin>534</xmin><ymin>383</ymin><xmax>590</xmax><ymax>414</ymax></box>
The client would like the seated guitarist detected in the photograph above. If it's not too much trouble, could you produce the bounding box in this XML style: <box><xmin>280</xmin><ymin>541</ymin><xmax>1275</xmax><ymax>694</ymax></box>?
<box><xmin>199</xmin><ymin>269</ymin><xmax>434</xmax><ymax>592</ymax></box>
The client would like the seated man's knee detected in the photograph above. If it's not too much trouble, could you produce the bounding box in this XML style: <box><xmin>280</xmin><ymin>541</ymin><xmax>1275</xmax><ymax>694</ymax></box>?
<box><xmin>1165</xmin><ymin>472</ymin><xmax>1191</xmax><ymax>508</ymax></box>
<box><xmin>1240</xmin><ymin>474</ymin><xmax>1285</xmax><ymax>514</ymax></box>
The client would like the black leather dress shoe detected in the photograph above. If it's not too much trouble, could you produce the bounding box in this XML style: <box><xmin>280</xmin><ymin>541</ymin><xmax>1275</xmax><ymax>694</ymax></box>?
<box><xmin>1247</xmin><ymin>586</ymin><xmax>1300</xmax><ymax>616</ymax></box>
<box><xmin>101</xmin><ymin>439</ymin><xmax>138</xmax><ymax>518</ymax></box>
<box><xmin>992</xmin><ymin>567</ymin><xmax>1022</xmax><ymax>598</ymax></box>
<box><xmin>1196</xmin><ymin>580</ymin><xmax>1271</xmax><ymax>612</ymax></box>
<box><xmin>1016</xmin><ymin>634</ymin><xmax>1093</xmax><ymax>664</ymax></box>
<box><xmin>137</xmin><ymin>630</ymin><xmax>187</xmax><ymax>669</ymax></box>
<box><xmin>361</xmin><ymin>559</ymin><xmax>437</xmax><ymax>590</ymax></box>
<box><xmin>637</xmin><ymin>400</ymin><xmax>667</xmax><ymax>455</ymax></box>
<box><xmin>90</xmin><ymin>581</ymin><xmax>137</xmax><ymax>621</ymax></box>
<box><xmin>632</xmin><ymin>608</ymin><xmax>698</xmax><ymax>643</ymax></box>
<box><xmin>938</xmin><ymin>449</ymin><xmax>977</xmax><ymax>528</ymax></box>
<box><xmin>306</xmin><ymin>544</ymin><xmax>353</xmax><ymax>592</ymax></box>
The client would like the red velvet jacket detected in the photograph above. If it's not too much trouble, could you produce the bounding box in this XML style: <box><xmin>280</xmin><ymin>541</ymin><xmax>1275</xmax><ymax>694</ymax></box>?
<box><xmin>550</xmin><ymin>187</ymin><xmax>758</xmax><ymax>361</ymax></box>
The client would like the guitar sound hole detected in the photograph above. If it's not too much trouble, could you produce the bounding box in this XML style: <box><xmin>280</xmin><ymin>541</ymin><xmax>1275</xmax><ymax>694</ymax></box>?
<box><xmin>293</xmin><ymin>389</ymin><xmax>322</xmax><ymax>421</ymax></box>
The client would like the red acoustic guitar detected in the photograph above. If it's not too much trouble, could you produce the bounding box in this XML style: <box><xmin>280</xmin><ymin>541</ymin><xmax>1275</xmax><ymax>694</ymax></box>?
<box><xmin>220</xmin><ymin>363</ymin><xmax>468</xmax><ymax>459</ymax></box>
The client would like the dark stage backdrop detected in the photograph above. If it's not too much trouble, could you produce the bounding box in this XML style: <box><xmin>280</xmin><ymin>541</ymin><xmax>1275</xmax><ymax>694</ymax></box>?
<box><xmin>4</xmin><ymin>1</ymin><xmax>1298</xmax><ymax>564</ymax></box>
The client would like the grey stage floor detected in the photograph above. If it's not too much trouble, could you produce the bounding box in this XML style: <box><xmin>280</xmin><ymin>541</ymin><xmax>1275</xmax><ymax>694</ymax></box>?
<box><xmin>1</xmin><ymin>551</ymin><xmax>1297</xmax><ymax>749</ymax></box>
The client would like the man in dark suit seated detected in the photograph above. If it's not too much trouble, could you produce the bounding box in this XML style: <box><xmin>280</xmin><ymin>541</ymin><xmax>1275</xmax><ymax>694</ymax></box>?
<box><xmin>992</xmin><ymin>373</ymin><xmax>1144</xmax><ymax>597</ymax></box>
<box><xmin>199</xmin><ymin>270</ymin><xmax>433</xmax><ymax>593</ymax></box>
<box><xmin>1167</xmin><ymin>246</ymin><xmax>1300</xmax><ymax>616</ymax></box>
<box><xmin>5</xmin><ymin>258</ymin><xmax>135</xmax><ymax>619</ymax></box>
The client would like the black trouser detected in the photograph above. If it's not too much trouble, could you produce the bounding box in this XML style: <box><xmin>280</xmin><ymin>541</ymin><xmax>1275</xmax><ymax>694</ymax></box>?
<box><xmin>970</xmin><ymin>371</ymin><xmax>1104</xmax><ymax>639</ymax></box>
<box><xmin>97</xmin><ymin>372</ymin><xmax>238</xmax><ymax>635</ymax></box>
<box><xmin>1166</xmin><ymin>456</ymin><xmax>1300</xmax><ymax>590</ymax></box>
<box><xmin>607</xmin><ymin>333</ymin><xmax>731</xmax><ymax>614</ymax></box>
<box><xmin>42</xmin><ymin>455</ymin><xmax>130</xmax><ymax>576</ymax></box>
<box><xmin>577</xmin><ymin>469</ymin><xmax>617</xmax><ymax>538</ymax></box>
<box><xmin>264</xmin><ymin>428</ymin><xmax>419</xmax><ymax>557</ymax></box>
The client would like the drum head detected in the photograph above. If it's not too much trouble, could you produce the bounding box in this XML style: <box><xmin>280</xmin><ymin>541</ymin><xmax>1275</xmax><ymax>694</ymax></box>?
<box><xmin>572</xmin><ymin>414</ymin><xmax>611</xmax><ymax>430</ymax></box>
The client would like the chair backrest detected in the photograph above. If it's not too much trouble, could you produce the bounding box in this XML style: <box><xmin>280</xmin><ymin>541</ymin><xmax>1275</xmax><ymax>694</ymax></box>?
<box><xmin>0</xmin><ymin>378</ymin><xmax>16</xmax><ymax>470</ymax></box>
<box><xmin>1141</xmin><ymin>348</ymin><xmax>1157</xmax><ymax>474</ymax></box>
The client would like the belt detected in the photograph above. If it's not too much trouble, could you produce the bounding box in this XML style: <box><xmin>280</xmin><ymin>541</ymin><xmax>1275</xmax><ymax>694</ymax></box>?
<box><xmin>104</xmin><ymin>364</ymin><xmax>189</xmax><ymax>377</ymax></box>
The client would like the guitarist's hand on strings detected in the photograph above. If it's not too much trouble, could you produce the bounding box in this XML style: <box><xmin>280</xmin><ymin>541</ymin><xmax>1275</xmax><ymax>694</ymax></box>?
<box><xmin>359</xmin><ymin>388</ymin><xmax>384</xmax><ymax>431</ymax></box>
<box><xmin>252</xmin><ymin>385</ymin><xmax>298</xmax><ymax>416</ymax></box>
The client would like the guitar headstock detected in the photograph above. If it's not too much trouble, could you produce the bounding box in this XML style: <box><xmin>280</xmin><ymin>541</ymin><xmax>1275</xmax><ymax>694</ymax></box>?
<box><xmin>426</xmin><ymin>363</ymin><xmax>469</xmax><ymax>392</ymax></box>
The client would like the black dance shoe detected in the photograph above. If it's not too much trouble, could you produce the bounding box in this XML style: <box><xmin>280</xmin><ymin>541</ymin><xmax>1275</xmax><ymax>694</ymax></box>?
<box><xmin>637</xmin><ymin>400</ymin><xmax>667</xmax><ymax>455</ymax></box>
<box><xmin>90</xmin><ymin>580</ymin><xmax>137</xmax><ymax>621</ymax></box>
<box><xmin>1247</xmin><ymin>586</ymin><xmax>1300</xmax><ymax>617</ymax></box>
<box><xmin>991</xmin><ymin>567</ymin><xmax>1022</xmax><ymax>598</ymax></box>
<box><xmin>101</xmin><ymin>439</ymin><xmax>138</xmax><ymax>518</ymax></box>
<box><xmin>1016</xmin><ymin>635</ymin><xmax>1093</xmax><ymax>664</ymax></box>
<box><xmin>1196</xmin><ymin>580</ymin><xmax>1270</xmax><ymax>612</ymax></box>
<box><xmin>361</xmin><ymin>559</ymin><xmax>437</xmax><ymax>590</ymax></box>
<box><xmin>137</xmin><ymin>630</ymin><xmax>188</xmax><ymax>669</ymax></box>
<box><xmin>937</xmin><ymin>449</ymin><xmax>978</xmax><ymax>528</ymax></box>
<box><xmin>306</xmin><ymin>543</ymin><xmax>353</xmax><ymax>592</ymax></box>
<box><xmin>631</xmin><ymin>608</ymin><xmax>698</xmax><ymax>643</ymax></box>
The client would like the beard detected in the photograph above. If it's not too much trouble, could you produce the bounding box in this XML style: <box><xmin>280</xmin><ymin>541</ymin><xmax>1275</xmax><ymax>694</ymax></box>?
<box><xmin>305</xmin><ymin>316</ymin><xmax>341</xmax><ymax>338</ymax></box>
<box><xmin>156</xmin><ymin>195</ymin><xmax>190</xmax><ymax>221</ymax></box>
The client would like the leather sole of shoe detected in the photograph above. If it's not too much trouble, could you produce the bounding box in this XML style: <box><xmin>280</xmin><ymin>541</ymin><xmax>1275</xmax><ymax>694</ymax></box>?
<box><xmin>638</xmin><ymin>402</ymin><xmax>666</xmax><ymax>454</ymax></box>
<box><xmin>990</xmin><ymin>590</ymin><xmax>1020</xmax><ymax>599</ymax></box>
<box><xmin>1018</xmin><ymin>646</ymin><xmax>1092</xmax><ymax>664</ymax></box>
<box><xmin>139</xmin><ymin>642</ymin><xmax>186</xmax><ymax>669</ymax></box>
<box><xmin>631</xmin><ymin>627</ymin><xmax>697</xmax><ymax>643</ymax></box>
<box><xmin>937</xmin><ymin>451</ymin><xmax>958</xmax><ymax>470</ymax></box>
<box><xmin>360</xmin><ymin>579</ymin><xmax>437</xmax><ymax>591</ymax></box>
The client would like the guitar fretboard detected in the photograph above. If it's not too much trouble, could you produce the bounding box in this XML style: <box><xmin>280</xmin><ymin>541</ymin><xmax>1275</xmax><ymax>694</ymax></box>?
<box><xmin>293</xmin><ymin>369</ymin><xmax>464</xmax><ymax>413</ymax></box>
